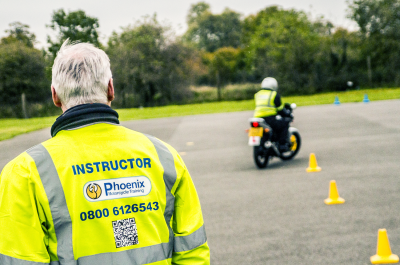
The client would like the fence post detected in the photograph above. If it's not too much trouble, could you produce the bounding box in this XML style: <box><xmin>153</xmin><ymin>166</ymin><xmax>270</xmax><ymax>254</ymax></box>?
<box><xmin>367</xmin><ymin>55</ymin><xmax>372</xmax><ymax>87</ymax></box>
<box><xmin>21</xmin><ymin>93</ymin><xmax>28</xmax><ymax>119</ymax></box>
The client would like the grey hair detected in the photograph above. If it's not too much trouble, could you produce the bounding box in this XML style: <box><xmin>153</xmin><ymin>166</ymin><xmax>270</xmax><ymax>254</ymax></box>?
<box><xmin>52</xmin><ymin>40</ymin><xmax>112</xmax><ymax>109</ymax></box>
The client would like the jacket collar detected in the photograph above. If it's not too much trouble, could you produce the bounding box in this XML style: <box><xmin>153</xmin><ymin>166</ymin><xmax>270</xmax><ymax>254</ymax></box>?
<box><xmin>51</xmin><ymin>103</ymin><xmax>119</xmax><ymax>137</ymax></box>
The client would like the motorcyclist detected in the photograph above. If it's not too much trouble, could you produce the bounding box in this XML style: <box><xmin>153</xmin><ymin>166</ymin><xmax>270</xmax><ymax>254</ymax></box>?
<box><xmin>254</xmin><ymin>77</ymin><xmax>290</xmax><ymax>151</ymax></box>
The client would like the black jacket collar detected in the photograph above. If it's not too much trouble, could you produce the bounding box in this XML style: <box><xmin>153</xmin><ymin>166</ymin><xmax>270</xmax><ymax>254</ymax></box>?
<box><xmin>51</xmin><ymin>103</ymin><xmax>119</xmax><ymax>137</ymax></box>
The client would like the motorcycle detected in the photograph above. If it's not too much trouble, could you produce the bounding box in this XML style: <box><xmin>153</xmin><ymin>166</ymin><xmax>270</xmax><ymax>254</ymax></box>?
<box><xmin>247</xmin><ymin>103</ymin><xmax>301</xmax><ymax>168</ymax></box>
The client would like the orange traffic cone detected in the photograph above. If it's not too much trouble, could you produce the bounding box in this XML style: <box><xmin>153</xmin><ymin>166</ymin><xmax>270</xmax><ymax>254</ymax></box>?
<box><xmin>324</xmin><ymin>180</ymin><xmax>345</xmax><ymax>205</ymax></box>
<box><xmin>370</xmin><ymin>229</ymin><xmax>399</xmax><ymax>264</ymax></box>
<box><xmin>306</xmin><ymin>153</ymin><xmax>321</xmax><ymax>172</ymax></box>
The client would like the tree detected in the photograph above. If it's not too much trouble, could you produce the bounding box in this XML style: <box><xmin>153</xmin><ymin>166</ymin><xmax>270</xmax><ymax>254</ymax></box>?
<box><xmin>0</xmin><ymin>22</ymin><xmax>36</xmax><ymax>47</ymax></box>
<box><xmin>107</xmin><ymin>16</ymin><xmax>196</xmax><ymax>107</ymax></box>
<box><xmin>242</xmin><ymin>6</ymin><xmax>333</xmax><ymax>94</ymax></box>
<box><xmin>325</xmin><ymin>28</ymin><xmax>363</xmax><ymax>90</ymax></box>
<box><xmin>0</xmin><ymin>42</ymin><xmax>48</xmax><ymax>117</ymax></box>
<box><xmin>186</xmin><ymin>2</ymin><xmax>211</xmax><ymax>25</ymax></box>
<box><xmin>47</xmin><ymin>9</ymin><xmax>101</xmax><ymax>58</ymax></box>
<box><xmin>184</xmin><ymin>2</ymin><xmax>242</xmax><ymax>52</ymax></box>
<box><xmin>203</xmin><ymin>47</ymin><xmax>241</xmax><ymax>100</ymax></box>
<box><xmin>0</xmin><ymin>23</ymin><xmax>49</xmax><ymax>117</ymax></box>
<box><xmin>349</xmin><ymin>0</ymin><xmax>400</xmax><ymax>86</ymax></box>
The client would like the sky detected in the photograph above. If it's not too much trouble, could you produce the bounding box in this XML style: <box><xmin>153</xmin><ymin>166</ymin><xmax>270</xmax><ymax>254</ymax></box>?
<box><xmin>0</xmin><ymin>0</ymin><xmax>358</xmax><ymax>48</ymax></box>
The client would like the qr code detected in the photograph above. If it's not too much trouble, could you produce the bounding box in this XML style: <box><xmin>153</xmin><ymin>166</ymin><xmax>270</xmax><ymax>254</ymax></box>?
<box><xmin>112</xmin><ymin>217</ymin><xmax>139</xmax><ymax>248</ymax></box>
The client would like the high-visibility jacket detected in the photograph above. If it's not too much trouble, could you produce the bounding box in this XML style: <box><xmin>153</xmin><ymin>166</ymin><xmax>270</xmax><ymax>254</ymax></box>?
<box><xmin>254</xmin><ymin>89</ymin><xmax>283</xmax><ymax>118</ymax></box>
<box><xmin>0</xmin><ymin>104</ymin><xmax>209</xmax><ymax>265</ymax></box>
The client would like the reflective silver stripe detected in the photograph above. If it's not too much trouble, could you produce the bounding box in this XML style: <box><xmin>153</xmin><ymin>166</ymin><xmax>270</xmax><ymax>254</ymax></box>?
<box><xmin>145</xmin><ymin>136</ymin><xmax>177</xmax><ymax>191</ymax></box>
<box><xmin>0</xmin><ymin>253</ymin><xmax>56</xmax><ymax>265</ymax></box>
<box><xmin>256</xmin><ymin>91</ymin><xmax>274</xmax><ymax>108</ymax></box>
<box><xmin>0</xmin><ymin>239</ymin><xmax>172</xmax><ymax>265</ymax></box>
<box><xmin>145</xmin><ymin>135</ymin><xmax>177</xmax><ymax>255</ymax></box>
<box><xmin>268</xmin><ymin>90</ymin><xmax>274</xmax><ymax>106</ymax></box>
<box><xmin>174</xmin><ymin>225</ymin><xmax>207</xmax><ymax>252</ymax></box>
<box><xmin>77</xmin><ymin>242</ymin><xmax>171</xmax><ymax>264</ymax></box>
<box><xmin>26</xmin><ymin>144</ymin><xmax>74</xmax><ymax>263</ymax></box>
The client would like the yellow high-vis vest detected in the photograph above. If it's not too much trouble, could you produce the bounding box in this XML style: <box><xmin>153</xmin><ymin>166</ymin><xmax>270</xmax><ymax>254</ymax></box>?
<box><xmin>254</xmin><ymin>89</ymin><xmax>283</xmax><ymax>118</ymax></box>
<box><xmin>0</xmin><ymin>122</ymin><xmax>209</xmax><ymax>265</ymax></box>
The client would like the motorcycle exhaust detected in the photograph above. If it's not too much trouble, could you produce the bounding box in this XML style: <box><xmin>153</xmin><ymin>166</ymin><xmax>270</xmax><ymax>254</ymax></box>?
<box><xmin>263</xmin><ymin>141</ymin><xmax>280</xmax><ymax>156</ymax></box>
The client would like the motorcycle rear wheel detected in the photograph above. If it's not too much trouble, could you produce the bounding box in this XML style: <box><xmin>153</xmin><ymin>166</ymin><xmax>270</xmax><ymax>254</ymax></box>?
<box><xmin>280</xmin><ymin>131</ymin><xmax>301</xmax><ymax>160</ymax></box>
<box><xmin>253</xmin><ymin>146</ymin><xmax>270</xmax><ymax>168</ymax></box>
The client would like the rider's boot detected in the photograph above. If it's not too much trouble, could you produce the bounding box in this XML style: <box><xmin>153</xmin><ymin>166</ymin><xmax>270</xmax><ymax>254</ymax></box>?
<box><xmin>279</xmin><ymin>131</ymin><xmax>290</xmax><ymax>152</ymax></box>
<box><xmin>279</xmin><ymin>142</ymin><xmax>290</xmax><ymax>152</ymax></box>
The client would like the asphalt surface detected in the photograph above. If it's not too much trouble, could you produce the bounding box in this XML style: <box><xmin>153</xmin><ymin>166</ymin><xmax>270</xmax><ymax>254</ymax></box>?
<box><xmin>1</xmin><ymin>100</ymin><xmax>399</xmax><ymax>264</ymax></box>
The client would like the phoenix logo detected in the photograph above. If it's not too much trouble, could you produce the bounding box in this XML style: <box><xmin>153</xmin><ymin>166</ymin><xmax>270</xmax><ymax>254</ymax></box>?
<box><xmin>86</xmin><ymin>183</ymin><xmax>102</xmax><ymax>199</ymax></box>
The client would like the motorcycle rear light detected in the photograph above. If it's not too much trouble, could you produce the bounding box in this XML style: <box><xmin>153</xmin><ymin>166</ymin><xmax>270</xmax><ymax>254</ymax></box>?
<box><xmin>252</xmin><ymin>122</ymin><xmax>259</xmax><ymax>127</ymax></box>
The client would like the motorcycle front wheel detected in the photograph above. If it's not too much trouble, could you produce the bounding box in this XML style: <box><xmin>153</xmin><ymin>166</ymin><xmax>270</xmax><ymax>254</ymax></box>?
<box><xmin>280</xmin><ymin>131</ymin><xmax>301</xmax><ymax>160</ymax></box>
<box><xmin>253</xmin><ymin>146</ymin><xmax>270</xmax><ymax>168</ymax></box>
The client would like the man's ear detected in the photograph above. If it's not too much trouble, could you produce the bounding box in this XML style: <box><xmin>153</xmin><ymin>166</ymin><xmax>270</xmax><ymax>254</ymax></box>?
<box><xmin>51</xmin><ymin>86</ymin><xmax>62</xmax><ymax>108</ymax></box>
<box><xmin>107</xmin><ymin>78</ymin><xmax>115</xmax><ymax>102</ymax></box>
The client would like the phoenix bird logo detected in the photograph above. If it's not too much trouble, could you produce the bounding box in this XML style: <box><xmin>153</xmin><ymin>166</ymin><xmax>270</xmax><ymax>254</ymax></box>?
<box><xmin>86</xmin><ymin>183</ymin><xmax>102</xmax><ymax>199</ymax></box>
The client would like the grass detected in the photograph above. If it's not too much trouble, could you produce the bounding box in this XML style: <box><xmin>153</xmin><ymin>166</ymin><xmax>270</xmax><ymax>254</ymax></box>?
<box><xmin>0</xmin><ymin>87</ymin><xmax>399</xmax><ymax>142</ymax></box>
<box><xmin>117</xmin><ymin>101</ymin><xmax>254</xmax><ymax>121</ymax></box>
<box><xmin>283</xmin><ymin>88</ymin><xmax>400</xmax><ymax>106</ymax></box>
<box><xmin>0</xmin><ymin>116</ymin><xmax>57</xmax><ymax>142</ymax></box>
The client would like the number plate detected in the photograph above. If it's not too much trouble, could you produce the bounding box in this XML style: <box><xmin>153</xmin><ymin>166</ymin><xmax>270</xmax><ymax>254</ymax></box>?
<box><xmin>248</xmin><ymin>136</ymin><xmax>261</xmax><ymax>146</ymax></box>
<box><xmin>248</xmin><ymin>127</ymin><xmax>263</xmax><ymax>137</ymax></box>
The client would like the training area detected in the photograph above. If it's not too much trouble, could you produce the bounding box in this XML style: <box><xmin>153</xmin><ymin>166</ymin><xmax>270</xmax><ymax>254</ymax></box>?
<box><xmin>2</xmin><ymin>0</ymin><xmax>400</xmax><ymax>263</ymax></box>
<box><xmin>1</xmin><ymin>99</ymin><xmax>399</xmax><ymax>264</ymax></box>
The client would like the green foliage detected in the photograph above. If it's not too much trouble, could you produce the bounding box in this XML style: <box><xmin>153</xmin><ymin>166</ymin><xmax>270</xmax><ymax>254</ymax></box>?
<box><xmin>0</xmin><ymin>22</ymin><xmax>36</xmax><ymax>47</ymax></box>
<box><xmin>0</xmin><ymin>22</ymin><xmax>51</xmax><ymax>118</ymax></box>
<box><xmin>242</xmin><ymin>7</ymin><xmax>326</xmax><ymax>94</ymax></box>
<box><xmin>184</xmin><ymin>2</ymin><xmax>242</xmax><ymax>52</ymax></box>
<box><xmin>3</xmin><ymin>2</ymin><xmax>400</xmax><ymax>121</ymax></box>
<box><xmin>107</xmin><ymin>16</ymin><xmax>197</xmax><ymax>108</ymax></box>
<box><xmin>349</xmin><ymin>0</ymin><xmax>400</xmax><ymax>86</ymax></box>
<box><xmin>240</xmin><ymin>6</ymin><xmax>368</xmax><ymax>94</ymax></box>
<box><xmin>0</xmin><ymin>43</ymin><xmax>47</xmax><ymax>100</ymax></box>
<box><xmin>349</xmin><ymin>0</ymin><xmax>400</xmax><ymax>38</ymax></box>
<box><xmin>325</xmin><ymin>28</ymin><xmax>364</xmax><ymax>90</ymax></box>
<box><xmin>186</xmin><ymin>2</ymin><xmax>211</xmax><ymax>25</ymax></box>
<box><xmin>47</xmin><ymin>9</ymin><xmax>101</xmax><ymax>58</ymax></box>
<box><xmin>0</xmin><ymin>41</ymin><xmax>49</xmax><ymax>117</ymax></box>
<box><xmin>203</xmin><ymin>47</ymin><xmax>241</xmax><ymax>100</ymax></box>
<box><xmin>191</xmin><ymin>83</ymin><xmax>259</xmax><ymax>103</ymax></box>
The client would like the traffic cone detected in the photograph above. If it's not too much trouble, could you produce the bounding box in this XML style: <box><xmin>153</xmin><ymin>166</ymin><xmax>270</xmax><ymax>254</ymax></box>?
<box><xmin>324</xmin><ymin>180</ymin><xmax>345</xmax><ymax>205</ymax></box>
<box><xmin>370</xmin><ymin>229</ymin><xmax>399</xmax><ymax>264</ymax></box>
<box><xmin>363</xmin><ymin>94</ymin><xmax>370</xmax><ymax>103</ymax></box>
<box><xmin>306</xmin><ymin>153</ymin><xmax>321</xmax><ymax>172</ymax></box>
<box><xmin>334</xmin><ymin>96</ymin><xmax>340</xmax><ymax>105</ymax></box>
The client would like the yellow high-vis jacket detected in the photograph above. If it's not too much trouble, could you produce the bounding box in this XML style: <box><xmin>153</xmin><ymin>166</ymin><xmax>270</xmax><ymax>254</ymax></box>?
<box><xmin>0</xmin><ymin>104</ymin><xmax>210</xmax><ymax>265</ymax></box>
<box><xmin>254</xmin><ymin>89</ymin><xmax>284</xmax><ymax>118</ymax></box>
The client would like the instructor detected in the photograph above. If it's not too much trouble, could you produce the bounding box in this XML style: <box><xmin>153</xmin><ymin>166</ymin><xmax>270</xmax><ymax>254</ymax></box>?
<box><xmin>0</xmin><ymin>41</ymin><xmax>210</xmax><ymax>265</ymax></box>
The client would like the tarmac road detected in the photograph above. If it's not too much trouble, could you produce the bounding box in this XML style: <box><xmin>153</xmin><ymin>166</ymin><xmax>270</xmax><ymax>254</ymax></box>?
<box><xmin>1</xmin><ymin>99</ymin><xmax>399</xmax><ymax>264</ymax></box>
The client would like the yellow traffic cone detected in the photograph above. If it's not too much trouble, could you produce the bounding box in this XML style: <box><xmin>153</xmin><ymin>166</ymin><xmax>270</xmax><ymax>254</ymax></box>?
<box><xmin>306</xmin><ymin>153</ymin><xmax>321</xmax><ymax>172</ymax></box>
<box><xmin>324</xmin><ymin>180</ymin><xmax>345</xmax><ymax>205</ymax></box>
<box><xmin>370</xmin><ymin>229</ymin><xmax>399</xmax><ymax>264</ymax></box>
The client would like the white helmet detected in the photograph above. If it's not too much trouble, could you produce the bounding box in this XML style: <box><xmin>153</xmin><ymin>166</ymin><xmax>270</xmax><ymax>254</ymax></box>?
<box><xmin>261</xmin><ymin>77</ymin><xmax>278</xmax><ymax>91</ymax></box>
